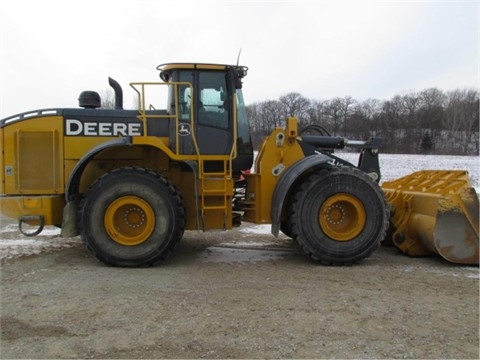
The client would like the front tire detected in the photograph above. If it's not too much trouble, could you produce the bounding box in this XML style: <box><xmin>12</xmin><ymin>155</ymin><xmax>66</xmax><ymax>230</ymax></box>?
<box><xmin>289</xmin><ymin>166</ymin><xmax>388</xmax><ymax>265</ymax></box>
<box><xmin>79</xmin><ymin>167</ymin><xmax>185</xmax><ymax>267</ymax></box>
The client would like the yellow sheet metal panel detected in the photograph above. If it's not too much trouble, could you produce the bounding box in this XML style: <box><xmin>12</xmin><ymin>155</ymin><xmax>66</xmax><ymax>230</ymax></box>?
<box><xmin>16</xmin><ymin>130</ymin><xmax>61</xmax><ymax>192</ymax></box>
<box><xmin>3</xmin><ymin>116</ymin><xmax>64</xmax><ymax>195</ymax></box>
<box><xmin>249</xmin><ymin>121</ymin><xmax>305</xmax><ymax>224</ymax></box>
<box><xmin>0</xmin><ymin>195</ymin><xmax>64</xmax><ymax>225</ymax></box>
<box><xmin>64</xmin><ymin>137</ymin><xmax>115</xmax><ymax>159</ymax></box>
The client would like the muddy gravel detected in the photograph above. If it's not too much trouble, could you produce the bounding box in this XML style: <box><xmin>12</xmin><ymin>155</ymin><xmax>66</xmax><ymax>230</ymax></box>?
<box><xmin>1</xmin><ymin>217</ymin><xmax>479</xmax><ymax>359</ymax></box>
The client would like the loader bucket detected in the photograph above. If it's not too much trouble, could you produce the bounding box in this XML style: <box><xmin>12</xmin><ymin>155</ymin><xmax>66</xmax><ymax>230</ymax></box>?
<box><xmin>382</xmin><ymin>170</ymin><xmax>479</xmax><ymax>265</ymax></box>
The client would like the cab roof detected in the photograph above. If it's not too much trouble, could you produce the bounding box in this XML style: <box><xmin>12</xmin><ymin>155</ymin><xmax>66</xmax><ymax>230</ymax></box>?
<box><xmin>156</xmin><ymin>63</ymin><xmax>248</xmax><ymax>82</ymax></box>
<box><xmin>156</xmin><ymin>63</ymin><xmax>233</xmax><ymax>72</ymax></box>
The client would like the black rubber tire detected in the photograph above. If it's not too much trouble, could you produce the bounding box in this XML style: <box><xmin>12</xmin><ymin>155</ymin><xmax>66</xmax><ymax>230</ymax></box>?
<box><xmin>288</xmin><ymin>166</ymin><xmax>388</xmax><ymax>265</ymax></box>
<box><xmin>280</xmin><ymin>190</ymin><xmax>295</xmax><ymax>238</ymax></box>
<box><xmin>79</xmin><ymin>167</ymin><xmax>185</xmax><ymax>267</ymax></box>
<box><xmin>280</xmin><ymin>221</ymin><xmax>293</xmax><ymax>238</ymax></box>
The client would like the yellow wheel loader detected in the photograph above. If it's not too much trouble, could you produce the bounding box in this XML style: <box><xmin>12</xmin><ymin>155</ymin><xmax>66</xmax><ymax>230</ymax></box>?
<box><xmin>0</xmin><ymin>63</ymin><xmax>477</xmax><ymax>266</ymax></box>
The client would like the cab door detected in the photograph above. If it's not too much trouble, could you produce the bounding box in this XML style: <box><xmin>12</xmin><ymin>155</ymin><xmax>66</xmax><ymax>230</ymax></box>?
<box><xmin>172</xmin><ymin>70</ymin><xmax>233</xmax><ymax>156</ymax></box>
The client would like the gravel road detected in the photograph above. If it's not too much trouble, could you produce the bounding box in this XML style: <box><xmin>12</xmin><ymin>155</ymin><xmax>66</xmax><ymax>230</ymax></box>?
<box><xmin>1</xmin><ymin>218</ymin><xmax>479</xmax><ymax>359</ymax></box>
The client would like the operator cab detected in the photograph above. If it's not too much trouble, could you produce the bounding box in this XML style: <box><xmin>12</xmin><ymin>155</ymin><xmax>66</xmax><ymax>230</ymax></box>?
<box><xmin>157</xmin><ymin>63</ymin><xmax>253</xmax><ymax>173</ymax></box>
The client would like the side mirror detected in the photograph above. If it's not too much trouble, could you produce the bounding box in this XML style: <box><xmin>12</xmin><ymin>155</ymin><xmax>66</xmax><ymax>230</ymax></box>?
<box><xmin>235</xmin><ymin>77</ymin><xmax>243</xmax><ymax>89</ymax></box>
<box><xmin>228</xmin><ymin>66</ymin><xmax>248</xmax><ymax>89</ymax></box>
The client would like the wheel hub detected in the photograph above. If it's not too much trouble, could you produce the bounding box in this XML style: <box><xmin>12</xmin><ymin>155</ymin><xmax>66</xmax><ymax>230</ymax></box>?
<box><xmin>319</xmin><ymin>193</ymin><xmax>366</xmax><ymax>241</ymax></box>
<box><xmin>123</xmin><ymin>207</ymin><xmax>146</xmax><ymax>228</ymax></box>
<box><xmin>104</xmin><ymin>196</ymin><xmax>155</xmax><ymax>246</ymax></box>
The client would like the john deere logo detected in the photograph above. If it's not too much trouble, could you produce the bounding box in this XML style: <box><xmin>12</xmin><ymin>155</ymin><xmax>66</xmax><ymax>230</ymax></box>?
<box><xmin>65</xmin><ymin>119</ymin><xmax>143</xmax><ymax>136</ymax></box>
<box><xmin>178</xmin><ymin>123</ymin><xmax>191</xmax><ymax>136</ymax></box>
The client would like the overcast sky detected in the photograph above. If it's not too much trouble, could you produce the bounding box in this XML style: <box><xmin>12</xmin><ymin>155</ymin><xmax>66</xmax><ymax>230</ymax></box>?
<box><xmin>1</xmin><ymin>0</ymin><xmax>478</xmax><ymax>118</ymax></box>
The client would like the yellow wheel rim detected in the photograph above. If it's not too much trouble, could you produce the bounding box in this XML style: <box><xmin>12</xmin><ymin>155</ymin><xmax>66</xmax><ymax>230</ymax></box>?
<box><xmin>104</xmin><ymin>196</ymin><xmax>155</xmax><ymax>246</ymax></box>
<box><xmin>319</xmin><ymin>193</ymin><xmax>366</xmax><ymax>242</ymax></box>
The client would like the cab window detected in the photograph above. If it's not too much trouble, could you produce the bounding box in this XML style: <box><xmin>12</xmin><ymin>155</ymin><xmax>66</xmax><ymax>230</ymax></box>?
<box><xmin>198</xmin><ymin>72</ymin><xmax>229</xmax><ymax>129</ymax></box>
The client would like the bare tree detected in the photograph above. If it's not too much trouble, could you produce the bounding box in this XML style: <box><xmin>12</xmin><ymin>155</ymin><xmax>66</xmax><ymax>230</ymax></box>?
<box><xmin>262</xmin><ymin>100</ymin><xmax>285</xmax><ymax>129</ymax></box>
<box><xmin>279</xmin><ymin>92</ymin><xmax>311</xmax><ymax>123</ymax></box>
<box><xmin>323</xmin><ymin>98</ymin><xmax>343</xmax><ymax>136</ymax></box>
<box><xmin>246</xmin><ymin>100</ymin><xmax>285</xmax><ymax>148</ymax></box>
<box><xmin>99</xmin><ymin>88</ymin><xmax>139</xmax><ymax>110</ymax></box>
<box><xmin>100</xmin><ymin>88</ymin><xmax>116</xmax><ymax>109</ymax></box>
<box><xmin>338</xmin><ymin>96</ymin><xmax>356</xmax><ymax>137</ymax></box>
<box><xmin>358</xmin><ymin>98</ymin><xmax>382</xmax><ymax>137</ymax></box>
<box><xmin>444</xmin><ymin>88</ymin><xmax>479</xmax><ymax>154</ymax></box>
<box><xmin>246</xmin><ymin>87</ymin><xmax>478</xmax><ymax>155</ymax></box>
<box><xmin>418</xmin><ymin>88</ymin><xmax>446</xmax><ymax>152</ymax></box>
<box><xmin>304</xmin><ymin>99</ymin><xmax>330</xmax><ymax>127</ymax></box>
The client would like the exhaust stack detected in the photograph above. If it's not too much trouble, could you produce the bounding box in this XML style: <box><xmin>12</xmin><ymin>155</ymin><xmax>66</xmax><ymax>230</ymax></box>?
<box><xmin>108</xmin><ymin>77</ymin><xmax>123</xmax><ymax>110</ymax></box>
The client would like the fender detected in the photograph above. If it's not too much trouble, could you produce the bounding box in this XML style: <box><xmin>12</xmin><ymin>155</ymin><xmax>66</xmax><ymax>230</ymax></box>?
<box><xmin>66</xmin><ymin>137</ymin><xmax>132</xmax><ymax>201</ymax></box>
<box><xmin>61</xmin><ymin>137</ymin><xmax>132</xmax><ymax>237</ymax></box>
<box><xmin>270</xmin><ymin>154</ymin><xmax>333</xmax><ymax>237</ymax></box>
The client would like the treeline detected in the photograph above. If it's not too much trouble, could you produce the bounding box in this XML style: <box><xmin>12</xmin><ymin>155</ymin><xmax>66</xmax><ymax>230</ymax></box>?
<box><xmin>246</xmin><ymin>88</ymin><xmax>479</xmax><ymax>155</ymax></box>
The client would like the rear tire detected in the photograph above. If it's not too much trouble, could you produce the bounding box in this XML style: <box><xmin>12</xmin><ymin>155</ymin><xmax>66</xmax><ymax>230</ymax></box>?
<box><xmin>79</xmin><ymin>167</ymin><xmax>185</xmax><ymax>267</ymax></box>
<box><xmin>289</xmin><ymin>166</ymin><xmax>388</xmax><ymax>265</ymax></box>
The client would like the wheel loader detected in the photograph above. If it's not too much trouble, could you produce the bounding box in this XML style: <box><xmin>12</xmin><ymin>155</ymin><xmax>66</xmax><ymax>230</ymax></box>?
<box><xmin>0</xmin><ymin>63</ymin><xmax>478</xmax><ymax>266</ymax></box>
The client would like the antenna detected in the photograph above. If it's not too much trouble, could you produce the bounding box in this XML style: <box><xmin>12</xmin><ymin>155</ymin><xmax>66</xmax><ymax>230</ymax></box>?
<box><xmin>236</xmin><ymin>48</ymin><xmax>242</xmax><ymax>66</ymax></box>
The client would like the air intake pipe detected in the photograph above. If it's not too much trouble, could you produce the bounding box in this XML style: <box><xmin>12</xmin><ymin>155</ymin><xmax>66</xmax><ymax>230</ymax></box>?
<box><xmin>108</xmin><ymin>77</ymin><xmax>123</xmax><ymax>110</ymax></box>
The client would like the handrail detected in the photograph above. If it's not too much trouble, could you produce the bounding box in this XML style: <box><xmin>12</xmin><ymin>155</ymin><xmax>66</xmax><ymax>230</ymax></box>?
<box><xmin>129</xmin><ymin>81</ymin><xmax>199</xmax><ymax>157</ymax></box>
<box><xmin>228</xmin><ymin>94</ymin><xmax>238</xmax><ymax>178</ymax></box>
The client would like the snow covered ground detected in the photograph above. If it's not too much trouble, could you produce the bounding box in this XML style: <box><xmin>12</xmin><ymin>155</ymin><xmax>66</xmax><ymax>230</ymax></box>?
<box><xmin>0</xmin><ymin>222</ymin><xmax>76</xmax><ymax>260</ymax></box>
<box><xmin>0</xmin><ymin>153</ymin><xmax>478</xmax><ymax>262</ymax></box>
<box><xmin>338</xmin><ymin>152</ymin><xmax>479</xmax><ymax>192</ymax></box>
